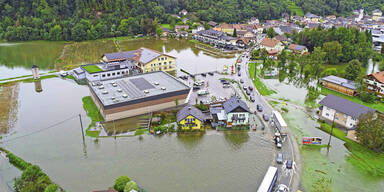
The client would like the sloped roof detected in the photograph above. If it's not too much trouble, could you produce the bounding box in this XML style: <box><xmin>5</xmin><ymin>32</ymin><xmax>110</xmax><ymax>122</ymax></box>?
<box><xmin>319</xmin><ymin>94</ymin><xmax>375</xmax><ymax>119</ymax></box>
<box><xmin>321</xmin><ymin>75</ymin><xmax>357</xmax><ymax>90</ymax></box>
<box><xmin>103</xmin><ymin>48</ymin><xmax>175</xmax><ymax>64</ymax></box>
<box><xmin>367</xmin><ymin>71</ymin><xmax>384</xmax><ymax>83</ymax></box>
<box><xmin>223</xmin><ymin>96</ymin><xmax>250</xmax><ymax>114</ymax></box>
<box><xmin>288</xmin><ymin>44</ymin><xmax>307</xmax><ymax>52</ymax></box>
<box><xmin>177</xmin><ymin>105</ymin><xmax>206</xmax><ymax>122</ymax></box>
<box><xmin>274</xmin><ymin>35</ymin><xmax>287</xmax><ymax>41</ymax></box>
<box><xmin>261</xmin><ymin>38</ymin><xmax>280</xmax><ymax>47</ymax></box>
<box><xmin>103</xmin><ymin>50</ymin><xmax>138</xmax><ymax>61</ymax></box>
<box><xmin>305</xmin><ymin>13</ymin><xmax>319</xmax><ymax>18</ymax></box>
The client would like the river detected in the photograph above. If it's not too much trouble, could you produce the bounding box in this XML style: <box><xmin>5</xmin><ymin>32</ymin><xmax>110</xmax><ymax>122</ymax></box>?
<box><xmin>0</xmin><ymin>39</ymin><xmax>274</xmax><ymax>192</ymax></box>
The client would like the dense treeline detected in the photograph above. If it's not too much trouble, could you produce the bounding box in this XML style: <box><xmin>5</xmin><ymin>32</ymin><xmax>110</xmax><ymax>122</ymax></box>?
<box><xmin>291</xmin><ymin>27</ymin><xmax>373</xmax><ymax>66</ymax></box>
<box><xmin>295</xmin><ymin>0</ymin><xmax>384</xmax><ymax>16</ymax></box>
<box><xmin>0</xmin><ymin>0</ymin><xmax>383</xmax><ymax>41</ymax></box>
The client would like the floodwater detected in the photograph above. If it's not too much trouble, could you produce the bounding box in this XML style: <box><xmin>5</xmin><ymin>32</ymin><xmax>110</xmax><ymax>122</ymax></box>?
<box><xmin>0</xmin><ymin>39</ymin><xmax>272</xmax><ymax>192</ymax></box>
<box><xmin>267</xmin><ymin>78</ymin><xmax>384</xmax><ymax>192</ymax></box>
<box><xmin>0</xmin><ymin>41</ymin><xmax>65</xmax><ymax>79</ymax></box>
<box><xmin>367</xmin><ymin>59</ymin><xmax>380</xmax><ymax>75</ymax></box>
<box><xmin>0</xmin><ymin>78</ymin><xmax>273</xmax><ymax>192</ymax></box>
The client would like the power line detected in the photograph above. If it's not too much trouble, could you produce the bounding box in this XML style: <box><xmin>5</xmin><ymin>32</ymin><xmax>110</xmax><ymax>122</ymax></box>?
<box><xmin>0</xmin><ymin>114</ymin><xmax>81</xmax><ymax>144</ymax></box>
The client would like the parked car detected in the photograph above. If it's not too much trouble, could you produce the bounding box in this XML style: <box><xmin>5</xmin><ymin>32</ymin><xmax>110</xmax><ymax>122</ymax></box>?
<box><xmin>276</xmin><ymin>184</ymin><xmax>289</xmax><ymax>192</ymax></box>
<box><xmin>238</xmin><ymin>71</ymin><xmax>241</xmax><ymax>76</ymax></box>
<box><xmin>250</xmin><ymin>96</ymin><xmax>255</xmax><ymax>102</ymax></box>
<box><xmin>193</xmin><ymin>86</ymin><xmax>201</xmax><ymax>91</ymax></box>
<box><xmin>208</xmin><ymin>72</ymin><xmax>214</xmax><ymax>76</ymax></box>
<box><xmin>243</xmin><ymin>86</ymin><xmax>247</xmax><ymax>90</ymax></box>
<box><xmin>240</xmin><ymin>79</ymin><xmax>244</xmax><ymax>84</ymax></box>
<box><xmin>275</xmin><ymin>137</ymin><xmax>282</xmax><ymax>148</ymax></box>
<box><xmin>286</xmin><ymin>160</ymin><xmax>293</xmax><ymax>169</ymax></box>
<box><xmin>276</xmin><ymin>153</ymin><xmax>283</xmax><ymax>164</ymax></box>
<box><xmin>197</xmin><ymin>90</ymin><xmax>209</xmax><ymax>96</ymax></box>
<box><xmin>201</xmin><ymin>73</ymin><xmax>206</xmax><ymax>77</ymax></box>
<box><xmin>257</xmin><ymin>104</ymin><xmax>263</xmax><ymax>112</ymax></box>
<box><xmin>223</xmin><ymin>84</ymin><xmax>231</xmax><ymax>88</ymax></box>
<box><xmin>263</xmin><ymin>114</ymin><xmax>270</xmax><ymax>121</ymax></box>
<box><xmin>248</xmin><ymin>86</ymin><xmax>253</xmax><ymax>91</ymax></box>
<box><xmin>246</xmin><ymin>89</ymin><xmax>251</xmax><ymax>95</ymax></box>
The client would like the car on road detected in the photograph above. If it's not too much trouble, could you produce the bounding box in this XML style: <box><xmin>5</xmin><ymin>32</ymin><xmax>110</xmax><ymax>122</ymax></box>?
<box><xmin>276</xmin><ymin>184</ymin><xmax>289</xmax><ymax>192</ymax></box>
<box><xmin>276</xmin><ymin>153</ymin><xmax>283</xmax><ymax>164</ymax></box>
<box><xmin>263</xmin><ymin>113</ymin><xmax>270</xmax><ymax>121</ymax></box>
<box><xmin>286</xmin><ymin>160</ymin><xmax>293</xmax><ymax>169</ymax></box>
<box><xmin>246</xmin><ymin>89</ymin><xmax>251</xmax><ymax>95</ymax></box>
<box><xmin>197</xmin><ymin>90</ymin><xmax>209</xmax><ymax>96</ymax></box>
<box><xmin>250</xmin><ymin>96</ymin><xmax>255</xmax><ymax>102</ymax></box>
<box><xmin>223</xmin><ymin>84</ymin><xmax>231</xmax><ymax>88</ymax></box>
<box><xmin>238</xmin><ymin>71</ymin><xmax>241</xmax><ymax>76</ymax></box>
<box><xmin>275</xmin><ymin>136</ymin><xmax>282</xmax><ymax>148</ymax></box>
<box><xmin>201</xmin><ymin>73</ymin><xmax>206</xmax><ymax>77</ymax></box>
<box><xmin>208</xmin><ymin>72</ymin><xmax>214</xmax><ymax>76</ymax></box>
<box><xmin>248</xmin><ymin>86</ymin><xmax>253</xmax><ymax>91</ymax></box>
<box><xmin>240</xmin><ymin>79</ymin><xmax>244</xmax><ymax>84</ymax></box>
<box><xmin>190</xmin><ymin>74</ymin><xmax>195</xmax><ymax>78</ymax></box>
<box><xmin>257</xmin><ymin>104</ymin><xmax>263</xmax><ymax>112</ymax></box>
<box><xmin>193</xmin><ymin>86</ymin><xmax>201</xmax><ymax>91</ymax></box>
<box><xmin>243</xmin><ymin>86</ymin><xmax>247</xmax><ymax>90</ymax></box>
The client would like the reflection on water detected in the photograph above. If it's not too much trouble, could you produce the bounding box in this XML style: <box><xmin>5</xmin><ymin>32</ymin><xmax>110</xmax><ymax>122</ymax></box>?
<box><xmin>176</xmin><ymin>132</ymin><xmax>205</xmax><ymax>150</ymax></box>
<box><xmin>34</xmin><ymin>80</ymin><xmax>43</xmax><ymax>93</ymax></box>
<box><xmin>223</xmin><ymin>131</ymin><xmax>250</xmax><ymax>150</ymax></box>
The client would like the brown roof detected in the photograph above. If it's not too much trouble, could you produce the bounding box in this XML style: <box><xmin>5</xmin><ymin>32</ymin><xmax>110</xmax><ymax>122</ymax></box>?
<box><xmin>261</xmin><ymin>38</ymin><xmax>280</xmax><ymax>47</ymax></box>
<box><xmin>368</xmin><ymin>71</ymin><xmax>384</xmax><ymax>83</ymax></box>
<box><xmin>288</xmin><ymin>44</ymin><xmax>296</xmax><ymax>50</ymax></box>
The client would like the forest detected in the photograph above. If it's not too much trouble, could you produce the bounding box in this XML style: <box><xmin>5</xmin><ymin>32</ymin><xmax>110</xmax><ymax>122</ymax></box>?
<box><xmin>0</xmin><ymin>0</ymin><xmax>384</xmax><ymax>41</ymax></box>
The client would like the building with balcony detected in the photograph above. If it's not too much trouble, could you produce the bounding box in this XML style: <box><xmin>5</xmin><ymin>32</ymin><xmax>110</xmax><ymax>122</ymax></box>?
<box><xmin>366</xmin><ymin>71</ymin><xmax>384</xmax><ymax>97</ymax></box>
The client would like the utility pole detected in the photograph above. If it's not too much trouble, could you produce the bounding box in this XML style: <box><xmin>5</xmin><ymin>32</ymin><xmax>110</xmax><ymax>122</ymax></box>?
<box><xmin>79</xmin><ymin>114</ymin><xmax>85</xmax><ymax>141</ymax></box>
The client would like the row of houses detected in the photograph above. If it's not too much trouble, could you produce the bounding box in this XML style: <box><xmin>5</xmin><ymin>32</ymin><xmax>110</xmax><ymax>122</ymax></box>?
<box><xmin>177</xmin><ymin>96</ymin><xmax>251</xmax><ymax>130</ymax></box>
<box><xmin>74</xmin><ymin>48</ymin><xmax>176</xmax><ymax>82</ymax></box>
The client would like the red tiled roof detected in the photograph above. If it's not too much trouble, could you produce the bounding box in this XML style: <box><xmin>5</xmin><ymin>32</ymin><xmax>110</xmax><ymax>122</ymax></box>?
<box><xmin>369</xmin><ymin>71</ymin><xmax>384</xmax><ymax>83</ymax></box>
<box><xmin>261</xmin><ymin>38</ymin><xmax>280</xmax><ymax>47</ymax></box>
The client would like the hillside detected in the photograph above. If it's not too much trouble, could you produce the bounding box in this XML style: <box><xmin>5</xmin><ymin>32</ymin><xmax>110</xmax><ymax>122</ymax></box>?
<box><xmin>0</xmin><ymin>0</ymin><xmax>383</xmax><ymax>41</ymax></box>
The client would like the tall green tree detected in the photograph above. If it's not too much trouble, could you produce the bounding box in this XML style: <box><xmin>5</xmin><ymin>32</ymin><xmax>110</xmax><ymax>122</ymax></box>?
<box><xmin>322</xmin><ymin>41</ymin><xmax>342</xmax><ymax>65</ymax></box>
<box><xmin>344</xmin><ymin>59</ymin><xmax>362</xmax><ymax>81</ymax></box>
<box><xmin>357</xmin><ymin>112</ymin><xmax>384</xmax><ymax>152</ymax></box>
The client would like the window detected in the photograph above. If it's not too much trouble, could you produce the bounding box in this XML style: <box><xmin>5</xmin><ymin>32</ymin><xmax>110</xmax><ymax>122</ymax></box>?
<box><xmin>107</xmin><ymin>73</ymin><xmax>111</xmax><ymax>77</ymax></box>
<box><xmin>158</xmin><ymin>58</ymin><xmax>160</xmax><ymax>61</ymax></box>
<box><xmin>158</xmin><ymin>63</ymin><xmax>161</xmax><ymax>66</ymax></box>
<box><xmin>335</xmin><ymin>117</ymin><xmax>339</xmax><ymax>120</ymax></box>
<box><xmin>165</xmin><ymin>57</ymin><xmax>167</xmax><ymax>60</ymax></box>
<box><xmin>350</xmin><ymin>123</ymin><xmax>353</xmax><ymax>126</ymax></box>
<box><xmin>122</xmin><ymin>71</ymin><xmax>125</xmax><ymax>74</ymax></box>
<box><xmin>164</xmin><ymin>62</ymin><xmax>166</xmax><ymax>65</ymax></box>
<box><xmin>117</xmin><ymin>72</ymin><xmax>120</xmax><ymax>75</ymax></box>
<box><xmin>164</xmin><ymin>67</ymin><xmax>167</xmax><ymax>70</ymax></box>
<box><xmin>102</xmin><ymin>74</ymin><xmax>106</xmax><ymax>77</ymax></box>
<box><xmin>169</xmin><ymin>61</ymin><xmax>172</xmax><ymax>64</ymax></box>
<box><xmin>93</xmin><ymin>75</ymin><xmax>98</xmax><ymax>77</ymax></box>
<box><xmin>112</xmin><ymin>72</ymin><xmax>115</xmax><ymax>76</ymax></box>
<box><xmin>161</xmin><ymin>57</ymin><xmax>164</xmax><ymax>61</ymax></box>
<box><xmin>326</xmin><ymin>113</ymin><xmax>329</xmax><ymax>116</ymax></box>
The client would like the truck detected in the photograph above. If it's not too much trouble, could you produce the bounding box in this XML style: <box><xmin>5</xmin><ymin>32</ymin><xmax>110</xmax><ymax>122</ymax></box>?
<box><xmin>272</xmin><ymin>111</ymin><xmax>288</xmax><ymax>136</ymax></box>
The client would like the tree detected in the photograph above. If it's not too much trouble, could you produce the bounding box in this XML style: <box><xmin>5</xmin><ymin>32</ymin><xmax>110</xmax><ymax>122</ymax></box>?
<box><xmin>356</xmin><ymin>112</ymin><xmax>384</xmax><ymax>152</ymax></box>
<box><xmin>156</xmin><ymin>25</ymin><xmax>162</xmax><ymax>37</ymax></box>
<box><xmin>344</xmin><ymin>59</ymin><xmax>361</xmax><ymax>81</ymax></box>
<box><xmin>233</xmin><ymin>28</ymin><xmax>237</xmax><ymax>37</ymax></box>
<box><xmin>124</xmin><ymin>181</ymin><xmax>139</xmax><ymax>192</ymax></box>
<box><xmin>266</xmin><ymin>27</ymin><xmax>277</xmax><ymax>38</ymax></box>
<box><xmin>114</xmin><ymin>176</ymin><xmax>131</xmax><ymax>192</ymax></box>
<box><xmin>44</xmin><ymin>184</ymin><xmax>59</xmax><ymax>192</ymax></box>
<box><xmin>322</xmin><ymin>41</ymin><xmax>342</xmax><ymax>65</ymax></box>
<box><xmin>14</xmin><ymin>165</ymin><xmax>52</xmax><ymax>192</ymax></box>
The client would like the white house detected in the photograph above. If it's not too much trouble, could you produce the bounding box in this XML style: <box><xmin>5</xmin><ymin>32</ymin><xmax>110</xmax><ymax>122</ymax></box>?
<box><xmin>74</xmin><ymin>60</ymin><xmax>138</xmax><ymax>81</ymax></box>
<box><xmin>319</xmin><ymin>94</ymin><xmax>375</xmax><ymax>129</ymax></box>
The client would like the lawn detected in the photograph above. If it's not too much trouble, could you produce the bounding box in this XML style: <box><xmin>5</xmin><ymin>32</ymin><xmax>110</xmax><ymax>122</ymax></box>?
<box><xmin>285</xmin><ymin>0</ymin><xmax>304</xmax><ymax>16</ymax></box>
<box><xmin>82</xmin><ymin>65</ymin><xmax>103</xmax><ymax>73</ymax></box>
<box><xmin>82</xmin><ymin>96</ymin><xmax>105</xmax><ymax>137</ymax></box>
<box><xmin>248</xmin><ymin>63</ymin><xmax>276</xmax><ymax>96</ymax></box>
<box><xmin>161</xmin><ymin>24</ymin><xmax>172</xmax><ymax>29</ymax></box>
<box><xmin>318</xmin><ymin>122</ymin><xmax>384</xmax><ymax>177</ymax></box>
<box><xmin>320</xmin><ymin>86</ymin><xmax>384</xmax><ymax>113</ymax></box>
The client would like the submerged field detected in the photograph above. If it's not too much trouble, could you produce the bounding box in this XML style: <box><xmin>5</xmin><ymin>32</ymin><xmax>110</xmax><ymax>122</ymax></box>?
<box><xmin>0</xmin><ymin>83</ymin><xmax>19</xmax><ymax>134</ymax></box>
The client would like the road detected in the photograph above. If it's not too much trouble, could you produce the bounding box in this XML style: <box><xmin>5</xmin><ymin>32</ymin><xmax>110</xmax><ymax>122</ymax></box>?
<box><xmin>236</xmin><ymin>50</ymin><xmax>301</xmax><ymax>192</ymax></box>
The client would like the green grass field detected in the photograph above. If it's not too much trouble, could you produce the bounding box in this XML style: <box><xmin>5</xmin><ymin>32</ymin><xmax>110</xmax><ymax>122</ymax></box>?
<box><xmin>318</xmin><ymin>122</ymin><xmax>384</xmax><ymax>177</ymax></box>
<box><xmin>285</xmin><ymin>0</ymin><xmax>304</xmax><ymax>17</ymax></box>
<box><xmin>320</xmin><ymin>86</ymin><xmax>384</xmax><ymax>113</ymax></box>
<box><xmin>82</xmin><ymin>96</ymin><xmax>105</xmax><ymax>137</ymax></box>
<box><xmin>248</xmin><ymin>63</ymin><xmax>276</xmax><ymax>96</ymax></box>
<box><xmin>82</xmin><ymin>65</ymin><xmax>103</xmax><ymax>73</ymax></box>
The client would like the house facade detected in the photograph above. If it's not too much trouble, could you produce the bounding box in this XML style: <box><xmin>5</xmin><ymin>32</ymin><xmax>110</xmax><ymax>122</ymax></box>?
<box><xmin>319</xmin><ymin>94</ymin><xmax>375</xmax><ymax>129</ymax></box>
<box><xmin>74</xmin><ymin>61</ymin><xmax>138</xmax><ymax>81</ymax></box>
<box><xmin>177</xmin><ymin>105</ymin><xmax>205</xmax><ymax>130</ymax></box>
<box><xmin>194</xmin><ymin>29</ymin><xmax>237</xmax><ymax>50</ymax></box>
<box><xmin>366</xmin><ymin>71</ymin><xmax>384</xmax><ymax>97</ymax></box>
<box><xmin>223</xmin><ymin>97</ymin><xmax>250</xmax><ymax>127</ymax></box>
<box><xmin>321</xmin><ymin>75</ymin><xmax>357</xmax><ymax>96</ymax></box>
<box><xmin>260</xmin><ymin>38</ymin><xmax>284</xmax><ymax>52</ymax></box>
<box><xmin>102</xmin><ymin>48</ymin><xmax>176</xmax><ymax>73</ymax></box>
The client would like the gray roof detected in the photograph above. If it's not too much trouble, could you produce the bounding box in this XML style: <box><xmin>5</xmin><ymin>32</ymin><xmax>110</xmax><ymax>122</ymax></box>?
<box><xmin>293</xmin><ymin>45</ymin><xmax>307</xmax><ymax>51</ymax></box>
<box><xmin>305</xmin><ymin>13</ymin><xmax>319</xmax><ymax>18</ymax></box>
<box><xmin>73</xmin><ymin>67</ymin><xmax>84</xmax><ymax>74</ymax></box>
<box><xmin>321</xmin><ymin>75</ymin><xmax>357</xmax><ymax>90</ymax></box>
<box><xmin>103</xmin><ymin>50</ymin><xmax>137</xmax><ymax>61</ymax></box>
<box><xmin>139</xmin><ymin>48</ymin><xmax>161</xmax><ymax>63</ymax></box>
<box><xmin>223</xmin><ymin>96</ymin><xmax>250</xmax><ymax>114</ymax></box>
<box><xmin>89</xmin><ymin>71</ymin><xmax>190</xmax><ymax>107</ymax></box>
<box><xmin>319</xmin><ymin>94</ymin><xmax>375</xmax><ymax>119</ymax></box>
<box><xmin>210</xmin><ymin>106</ymin><xmax>223</xmax><ymax>115</ymax></box>
<box><xmin>197</xmin><ymin>29</ymin><xmax>226</xmax><ymax>37</ymax></box>
<box><xmin>177</xmin><ymin>105</ymin><xmax>205</xmax><ymax>122</ymax></box>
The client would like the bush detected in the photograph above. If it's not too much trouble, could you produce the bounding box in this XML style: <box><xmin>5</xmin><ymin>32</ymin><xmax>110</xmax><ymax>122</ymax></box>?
<box><xmin>359</xmin><ymin>91</ymin><xmax>376</xmax><ymax>103</ymax></box>
<box><xmin>124</xmin><ymin>181</ymin><xmax>139</xmax><ymax>192</ymax></box>
<box><xmin>14</xmin><ymin>165</ymin><xmax>52</xmax><ymax>192</ymax></box>
<box><xmin>114</xmin><ymin>176</ymin><xmax>131</xmax><ymax>192</ymax></box>
<box><xmin>44</xmin><ymin>184</ymin><xmax>59</xmax><ymax>192</ymax></box>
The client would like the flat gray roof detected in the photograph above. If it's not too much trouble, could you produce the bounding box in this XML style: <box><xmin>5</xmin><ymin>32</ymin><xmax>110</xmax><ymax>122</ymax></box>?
<box><xmin>90</xmin><ymin>72</ymin><xmax>190</xmax><ymax>107</ymax></box>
